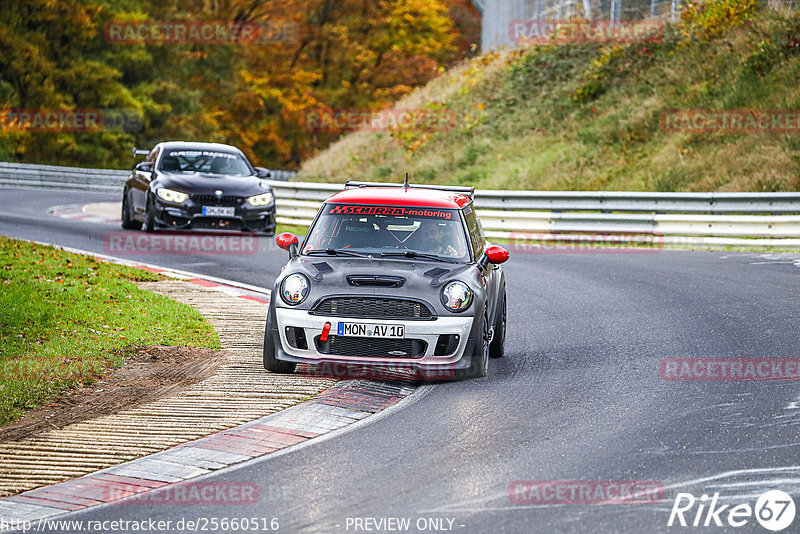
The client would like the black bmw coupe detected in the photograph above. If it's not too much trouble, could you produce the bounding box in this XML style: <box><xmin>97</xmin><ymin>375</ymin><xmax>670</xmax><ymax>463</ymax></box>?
<box><xmin>121</xmin><ymin>141</ymin><xmax>276</xmax><ymax>234</ymax></box>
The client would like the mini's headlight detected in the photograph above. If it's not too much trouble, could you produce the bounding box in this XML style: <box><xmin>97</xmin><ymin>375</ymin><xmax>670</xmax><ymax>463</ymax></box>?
<box><xmin>248</xmin><ymin>192</ymin><xmax>274</xmax><ymax>206</ymax></box>
<box><xmin>441</xmin><ymin>281</ymin><xmax>473</xmax><ymax>313</ymax></box>
<box><xmin>156</xmin><ymin>188</ymin><xmax>188</xmax><ymax>203</ymax></box>
<box><xmin>280</xmin><ymin>273</ymin><xmax>309</xmax><ymax>305</ymax></box>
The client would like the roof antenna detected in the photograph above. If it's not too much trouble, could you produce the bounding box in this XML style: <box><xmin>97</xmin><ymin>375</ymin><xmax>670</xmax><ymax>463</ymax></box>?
<box><xmin>404</xmin><ymin>172</ymin><xmax>409</xmax><ymax>189</ymax></box>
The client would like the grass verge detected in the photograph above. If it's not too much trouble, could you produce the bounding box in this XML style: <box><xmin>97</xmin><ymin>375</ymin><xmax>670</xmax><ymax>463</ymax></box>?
<box><xmin>299</xmin><ymin>3</ymin><xmax>800</xmax><ymax>193</ymax></box>
<box><xmin>0</xmin><ymin>237</ymin><xmax>220</xmax><ymax>426</ymax></box>
<box><xmin>275</xmin><ymin>223</ymin><xmax>310</xmax><ymax>236</ymax></box>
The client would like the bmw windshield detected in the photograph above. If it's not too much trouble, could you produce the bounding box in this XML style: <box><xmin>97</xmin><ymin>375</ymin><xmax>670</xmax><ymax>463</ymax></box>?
<box><xmin>158</xmin><ymin>149</ymin><xmax>253</xmax><ymax>176</ymax></box>
<box><xmin>302</xmin><ymin>204</ymin><xmax>471</xmax><ymax>262</ymax></box>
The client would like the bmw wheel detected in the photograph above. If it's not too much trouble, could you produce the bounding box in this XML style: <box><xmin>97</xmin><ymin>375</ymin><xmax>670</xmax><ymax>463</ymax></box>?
<box><xmin>120</xmin><ymin>190</ymin><xmax>140</xmax><ymax>230</ymax></box>
<box><xmin>145</xmin><ymin>197</ymin><xmax>156</xmax><ymax>232</ymax></box>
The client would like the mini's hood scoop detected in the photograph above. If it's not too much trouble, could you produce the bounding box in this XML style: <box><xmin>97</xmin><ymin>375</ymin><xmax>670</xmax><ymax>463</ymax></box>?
<box><xmin>346</xmin><ymin>274</ymin><xmax>406</xmax><ymax>288</ymax></box>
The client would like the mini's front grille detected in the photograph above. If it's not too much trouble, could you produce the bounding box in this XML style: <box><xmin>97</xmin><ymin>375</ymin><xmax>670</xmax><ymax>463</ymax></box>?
<box><xmin>192</xmin><ymin>194</ymin><xmax>242</xmax><ymax>206</ymax></box>
<box><xmin>312</xmin><ymin>297</ymin><xmax>432</xmax><ymax>319</ymax></box>
<box><xmin>317</xmin><ymin>336</ymin><xmax>426</xmax><ymax>359</ymax></box>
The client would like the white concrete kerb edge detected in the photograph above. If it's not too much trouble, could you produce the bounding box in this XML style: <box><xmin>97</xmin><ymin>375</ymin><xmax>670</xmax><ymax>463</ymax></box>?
<box><xmin>29</xmin><ymin>239</ymin><xmax>272</xmax><ymax>296</ymax></box>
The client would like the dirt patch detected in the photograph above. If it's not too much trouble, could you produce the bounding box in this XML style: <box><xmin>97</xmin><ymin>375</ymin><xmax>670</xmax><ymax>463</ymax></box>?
<box><xmin>0</xmin><ymin>345</ymin><xmax>226</xmax><ymax>443</ymax></box>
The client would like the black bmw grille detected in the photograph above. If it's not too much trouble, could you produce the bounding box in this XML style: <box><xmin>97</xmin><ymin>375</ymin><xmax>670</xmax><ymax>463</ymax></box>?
<box><xmin>192</xmin><ymin>194</ymin><xmax>242</xmax><ymax>206</ymax></box>
<box><xmin>312</xmin><ymin>297</ymin><xmax>432</xmax><ymax>319</ymax></box>
<box><xmin>319</xmin><ymin>336</ymin><xmax>426</xmax><ymax>358</ymax></box>
<box><xmin>192</xmin><ymin>218</ymin><xmax>242</xmax><ymax>229</ymax></box>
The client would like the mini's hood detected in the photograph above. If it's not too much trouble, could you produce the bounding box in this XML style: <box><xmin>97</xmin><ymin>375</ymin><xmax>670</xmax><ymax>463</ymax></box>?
<box><xmin>153</xmin><ymin>173</ymin><xmax>270</xmax><ymax>196</ymax></box>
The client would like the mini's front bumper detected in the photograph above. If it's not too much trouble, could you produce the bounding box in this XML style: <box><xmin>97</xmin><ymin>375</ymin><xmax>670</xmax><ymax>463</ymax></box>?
<box><xmin>273</xmin><ymin>307</ymin><xmax>477</xmax><ymax>370</ymax></box>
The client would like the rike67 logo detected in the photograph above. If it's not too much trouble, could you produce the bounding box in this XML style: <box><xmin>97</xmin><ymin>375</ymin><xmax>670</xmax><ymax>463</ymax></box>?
<box><xmin>668</xmin><ymin>490</ymin><xmax>796</xmax><ymax>531</ymax></box>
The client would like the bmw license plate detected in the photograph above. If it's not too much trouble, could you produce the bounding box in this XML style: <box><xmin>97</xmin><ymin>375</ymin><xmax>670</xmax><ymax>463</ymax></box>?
<box><xmin>337</xmin><ymin>322</ymin><xmax>405</xmax><ymax>338</ymax></box>
<box><xmin>203</xmin><ymin>206</ymin><xmax>235</xmax><ymax>217</ymax></box>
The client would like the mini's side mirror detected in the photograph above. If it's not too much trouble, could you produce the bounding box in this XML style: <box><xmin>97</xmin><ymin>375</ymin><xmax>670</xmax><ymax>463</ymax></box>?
<box><xmin>478</xmin><ymin>245</ymin><xmax>509</xmax><ymax>269</ymax></box>
<box><xmin>135</xmin><ymin>161</ymin><xmax>153</xmax><ymax>173</ymax></box>
<box><xmin>486</xmin><ymin>245</ymin><xmax>510</xmax><ymax>264</ymax></box>
<box><xmin>276</xmin><ymin>232</ymin><xmax>299</xmax><ymax>258</ymax></box>
<box><xmin>255</xmin><ymin>167</ymin><xmax>271</xmax><ymax>178</ymax></box>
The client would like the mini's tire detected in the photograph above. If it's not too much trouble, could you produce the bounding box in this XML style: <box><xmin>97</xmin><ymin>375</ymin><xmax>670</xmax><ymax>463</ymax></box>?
<box><xmin>458</xmin><ymin>308</ymin><xmax>489</xmax><ymax>380</ymax></box>
<box><xmin>263</xmin><ymin>309</ymin><xmax>296</xmax><ymax>374</ymax></box>
<box><xmin>489</xmin><ymin>288</ymin><xmax>506</xmax><ymax>359</ymax></box>
<box><xmin>120</xmin><ymin>191</ymin><xmax>140</xmax><ymax>230</ymax></box>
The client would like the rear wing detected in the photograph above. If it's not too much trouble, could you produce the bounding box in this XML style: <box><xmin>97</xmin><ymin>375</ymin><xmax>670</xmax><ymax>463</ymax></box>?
<box><xmin>132</xmin><ymin>147</ymin><xmax>150</xmax><ymax>158</ymax></box>
<box><xmin>344</xmin><ymin>179</ymin><xmax>475</xmax><ymax>198</ymax></box>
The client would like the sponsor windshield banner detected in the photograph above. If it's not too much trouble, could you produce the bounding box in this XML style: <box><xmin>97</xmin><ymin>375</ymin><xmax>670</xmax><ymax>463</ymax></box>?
<box><xmin>327</xmin><ymin>204</ymin><xmax>454</xmax><ymax>220</ymax></box>
<box><xmin>167</xmin><ymin>150</ymin><xmax>238</xmax><ymax>159</ymax></box>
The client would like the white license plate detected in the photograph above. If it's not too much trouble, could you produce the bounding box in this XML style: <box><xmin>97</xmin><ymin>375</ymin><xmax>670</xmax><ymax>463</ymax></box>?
<box><xmin>337</xmin><ymin>322</ymin><xmax>405</xmax><ymax>338</ymax></box>
<box><xmin>203</xmin><ymin>206</ymin><xmax>235</xmax><ymax>217</ymax></box>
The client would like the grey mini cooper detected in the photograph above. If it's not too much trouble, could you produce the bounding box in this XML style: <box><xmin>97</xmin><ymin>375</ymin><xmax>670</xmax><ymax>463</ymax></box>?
<box><xmin>263</xmin><ymin>181</ymin><xmax>509</xmax><ymax>380</ymax></box>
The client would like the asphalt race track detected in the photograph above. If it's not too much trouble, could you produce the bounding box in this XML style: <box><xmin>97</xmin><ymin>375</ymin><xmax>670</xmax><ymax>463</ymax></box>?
<box><xmin>2</xmin><ymin>187</ymin><xmax>800</xmax><ymax>533</ymax></box>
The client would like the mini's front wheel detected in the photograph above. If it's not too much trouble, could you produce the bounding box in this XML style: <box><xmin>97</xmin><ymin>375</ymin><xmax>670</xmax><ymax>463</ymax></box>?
<box><xmin>490</xmin><ymin>289</ymin><xmax>506</xmax><ymax>359</ymax></box>
<box><xmin>458</xmin><ymin>309</ymin><xmax>489</xmax><ymax>380</ymax></box>
<box><xmin>263</xmin><ymin>309</ymin><xmax>296</xmax><ymax>374</ymax></box>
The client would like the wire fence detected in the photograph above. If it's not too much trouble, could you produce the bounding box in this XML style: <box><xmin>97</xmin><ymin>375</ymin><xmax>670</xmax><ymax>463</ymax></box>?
<box><xmin>474</xmin><ymin>0</ymin><xmax>800</xmax><ymax>50</ymax></box>
<box><xmin>475</xmin><ymin>0</ymin><xmax>684</xmax><ymax>50</ymax></box>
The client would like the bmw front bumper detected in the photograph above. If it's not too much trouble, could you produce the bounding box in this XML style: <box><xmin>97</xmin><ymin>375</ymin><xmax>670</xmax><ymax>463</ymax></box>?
<box><xmin>153</xmin><ymin>198</ymin><xmax>276</xmax><ymax>233</ymax></box>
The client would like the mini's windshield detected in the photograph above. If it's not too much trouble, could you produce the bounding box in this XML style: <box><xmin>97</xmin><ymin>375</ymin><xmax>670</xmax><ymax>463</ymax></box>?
<box><xmin>159</xmin><ymin>149</ymin><xmax>252</xmax><ymax>176</ymax></box>
<box><xmin>303</xmin><ymin>204</ymin><xmax>470</xmax><ymax>262</ymax></box>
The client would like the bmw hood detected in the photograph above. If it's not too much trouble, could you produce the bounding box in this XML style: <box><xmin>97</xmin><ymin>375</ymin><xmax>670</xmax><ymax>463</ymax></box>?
<box><xmin>153</xmin><ymin>173</ymin><xmax>270</xmax><ymax>196</ymax></box>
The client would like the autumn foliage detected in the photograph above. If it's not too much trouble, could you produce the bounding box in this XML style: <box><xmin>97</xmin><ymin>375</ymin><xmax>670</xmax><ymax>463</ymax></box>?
<box><xmin>0</xmin><ymin>0</ymin><xmax>479</xmax><ymax>169</ymax></box>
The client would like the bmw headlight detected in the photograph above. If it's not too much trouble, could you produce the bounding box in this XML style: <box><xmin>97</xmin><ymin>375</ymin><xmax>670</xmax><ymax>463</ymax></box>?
<box><xmin>280</xmin><ymin>273</ymin><xmax>309</xmax><ymax>305</ymax></box>
<box><xmin>248</xmin><ymin>192</ymin><xmax>274</xmax><ymax>206</ymax></box>
<box><xmin>156</xmin><ymin>188</ymin><xmax>188</xmax><ymax>203</ymax></box>
<box><xmin>441</xmin><ymin>281</ymin><xmax>473</xmax><ymax>313</ymax></box>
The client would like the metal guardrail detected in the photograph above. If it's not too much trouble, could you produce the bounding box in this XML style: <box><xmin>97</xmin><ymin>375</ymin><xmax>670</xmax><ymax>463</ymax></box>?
<box><xmin>0</xmin><ymin>162</ymin><xmax>295</xmax><ymax>193</ymax></box>
<box><xmin>0</xmin><ymin>162</ymin><xmax>129</xmax><ymax>192</ymax></box>
<box><xmin>1</xmin><ymin>162</ymin><xmax>799</xmax><ymax>241</ymax></box>
<box><xmin>266</xmin><ymin>179</ymin><xmax>800</xmax><ymax>214</ymax></box>
<box><xmin>262</xmin><ymin>178</ymin><xmax>800</xmax><ymax>240</ymax></box>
